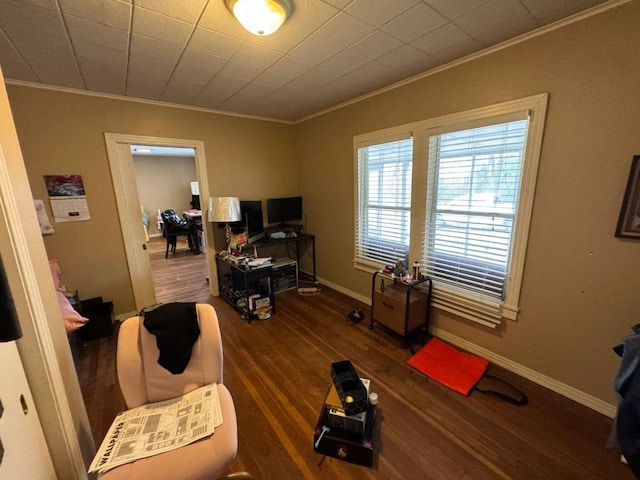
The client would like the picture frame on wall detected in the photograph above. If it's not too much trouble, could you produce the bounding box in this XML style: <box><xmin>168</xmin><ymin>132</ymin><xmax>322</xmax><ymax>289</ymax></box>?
<box><xmin>616</xmin><ymin>155</ymin><xmax>640</xmax><ymax>239</ymax></box>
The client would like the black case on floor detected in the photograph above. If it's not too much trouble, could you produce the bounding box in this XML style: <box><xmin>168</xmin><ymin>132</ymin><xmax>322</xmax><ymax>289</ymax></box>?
<box><xmin>78</xmin><ymin>297</ymin><xmax>114</xmax><ymax>340</ymax></box>
<box><xmin>313</xmin><ymin>402</ymin><xmax>376</xmax><ymax>467</ymax></box>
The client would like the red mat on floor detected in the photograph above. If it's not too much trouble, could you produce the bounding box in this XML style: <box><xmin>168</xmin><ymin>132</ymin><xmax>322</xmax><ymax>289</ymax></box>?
<box><xmin>407</xmin><ymin>338</ymin><xmax>489</xmax><ymax>396</ymax></box>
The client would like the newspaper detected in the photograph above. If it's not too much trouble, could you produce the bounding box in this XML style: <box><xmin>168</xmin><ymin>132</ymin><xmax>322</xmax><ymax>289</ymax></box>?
<box><xmin>89</xmin><ymin>383</ymin><xmax>223</xmax><ymax>474</ymax></box>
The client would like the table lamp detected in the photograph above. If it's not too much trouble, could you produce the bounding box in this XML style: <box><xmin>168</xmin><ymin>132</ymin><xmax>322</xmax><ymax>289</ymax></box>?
<box><xmin>208</xmin><ymin>197</ymin><xmax>241</xmax><ymax>252</ymax></box>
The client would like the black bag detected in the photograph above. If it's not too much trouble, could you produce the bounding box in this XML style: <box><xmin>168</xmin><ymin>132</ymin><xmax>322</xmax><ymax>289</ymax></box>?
<box><xmin>163</xmin><ymin>209</ymin><xmax>187</xmax><ymax>228</ymax></box>
<box><xmin>475</xmin><ymin>371</ymin><xmax>528</xmax><ymax>406</ymax></box>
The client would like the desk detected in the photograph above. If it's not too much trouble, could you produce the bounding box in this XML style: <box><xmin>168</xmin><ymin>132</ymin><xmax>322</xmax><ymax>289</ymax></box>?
<box><xmin>254</xmin><ymin>233</ymin><xmax>316</xmax><ymax>281</ymax></box>
<box><xmin>215</xmin><ymin>255</ymin><xmax>275</xmax><ymax>324</ymax></box>
<box><xmin>183</xmin><ymin>210</ymin><xmax>203</xmax><ymax>254</ymax></box>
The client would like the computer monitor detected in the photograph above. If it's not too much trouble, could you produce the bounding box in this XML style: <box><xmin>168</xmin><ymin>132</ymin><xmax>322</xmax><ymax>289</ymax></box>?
<box><xmin>227</xmin><ymin>200</ymin><xmax>262</xmax><ymax>230</ymax></box>
<box><xmin>266</xmin><ymin>196</ymin><xmax>302</xmax><ymax>226</ymax></box>
<box><xmin>245</xmin><ymin>209</ymin><xmax>265</xmax><ymax>244</ymax></box>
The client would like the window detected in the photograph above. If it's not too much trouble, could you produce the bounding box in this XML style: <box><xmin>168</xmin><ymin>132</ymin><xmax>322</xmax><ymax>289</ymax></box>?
<box><xmin>423</xmin><ymin>117</ymin><xmax>528</xmax><ymax>327</ymax></box>
<box><xmin>354</xmin><ymin>94</ymin><xmax>548</xmax><ymax>327</ymax></box>
<box><xmin>355</xmin><ymin>137</ymin><xmax>413</xmax><ymax>266</ymax></box>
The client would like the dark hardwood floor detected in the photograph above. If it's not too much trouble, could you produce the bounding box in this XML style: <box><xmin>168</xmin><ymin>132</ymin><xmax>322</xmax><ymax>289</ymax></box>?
<box><xmin>77</xmin><ymin>238</ymin><xmax>631</xmax><ymax>479</ymax></box>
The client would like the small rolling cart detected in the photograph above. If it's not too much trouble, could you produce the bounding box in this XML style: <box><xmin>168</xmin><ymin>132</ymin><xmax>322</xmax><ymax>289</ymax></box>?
<box><xmin>370</xmin><ymin>269</ymin><xmax>432</xmax><ymax>348</ymax></box>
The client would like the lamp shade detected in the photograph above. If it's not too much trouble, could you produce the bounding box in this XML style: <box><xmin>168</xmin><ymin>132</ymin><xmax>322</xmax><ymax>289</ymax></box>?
<box><xmin>226</xmin><ymin>0</ymin><xmax>292</xmax><ymax>36</ymax></box>
<box><xmin>208</xmin><ymin>197</ymin><xmax>241</xmax><ymax>223</ymax></box>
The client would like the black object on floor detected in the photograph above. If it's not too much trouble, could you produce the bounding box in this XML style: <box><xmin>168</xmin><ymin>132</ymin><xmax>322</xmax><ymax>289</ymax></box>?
<box><xmin>78</xmin><ymin>297</ymin><xmax>114</xmax><ymax>341</ymax></box>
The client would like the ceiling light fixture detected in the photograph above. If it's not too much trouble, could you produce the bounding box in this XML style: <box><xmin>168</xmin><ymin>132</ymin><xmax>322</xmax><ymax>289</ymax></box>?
<box><xmin>225</xmin><ymin>0</ymin><xmax>292</xmax><ymax>36</ymax></box>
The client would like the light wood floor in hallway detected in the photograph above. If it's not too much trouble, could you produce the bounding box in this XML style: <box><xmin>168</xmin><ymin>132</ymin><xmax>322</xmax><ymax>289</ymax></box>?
<box><xmin>76</xmin><ymin>237</ymin><xmax>632</xmax><ymax>479</ymax></box>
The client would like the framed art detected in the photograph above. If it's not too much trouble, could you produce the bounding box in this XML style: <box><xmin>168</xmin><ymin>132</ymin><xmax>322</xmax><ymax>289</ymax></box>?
<box><xmin>616</xmin><ymin>155</ymin><xmax>640</xmax><ymax>239</ymax></box>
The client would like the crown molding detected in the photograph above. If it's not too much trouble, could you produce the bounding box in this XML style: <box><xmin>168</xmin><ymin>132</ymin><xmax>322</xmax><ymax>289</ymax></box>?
<box><xmin>4</xmin><ymin>79</ymin><xmax>294</xmax><ymax>125</ymax></box>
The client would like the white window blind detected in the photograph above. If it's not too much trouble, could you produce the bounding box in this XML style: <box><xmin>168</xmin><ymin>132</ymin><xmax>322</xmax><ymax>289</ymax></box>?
<box><xmin>423</xmin><ymin>119</ymin><xmax>528</xmax><ymax>325</ymax></box>
<box><xmin>356</xmin><ymin>138</ymin><xmax>413</xmax><ymax>266</ymax></box>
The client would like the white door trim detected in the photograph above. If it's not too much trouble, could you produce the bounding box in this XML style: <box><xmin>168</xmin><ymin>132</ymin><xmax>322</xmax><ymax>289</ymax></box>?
<box><xmin>104</xmin><ymin>133</ymin><xmax>215</xmax><ymax>311</ymax></box>
<box><xmin>0</xmin><ymin>70</ymin><xmax>88</xmax><ymax>478</ymax></box>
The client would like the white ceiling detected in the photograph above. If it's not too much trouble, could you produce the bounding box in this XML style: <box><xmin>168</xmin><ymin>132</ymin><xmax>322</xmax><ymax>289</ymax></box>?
<box><xmin>0</xmin><ymin>0</ymin><xmax>612</xmax><ymax>122</ymax></box>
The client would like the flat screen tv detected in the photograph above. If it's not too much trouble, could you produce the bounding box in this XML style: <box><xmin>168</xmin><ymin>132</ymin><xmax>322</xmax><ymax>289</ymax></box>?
<box><xmin>267</xmin><ymin>196</ymin><xmax>302</xmax><ymax>226</ymax></box>
<box><xmin>245</xmin><ymin>209</ymin><xmax>265</xmax><ymax>244</ymax></box>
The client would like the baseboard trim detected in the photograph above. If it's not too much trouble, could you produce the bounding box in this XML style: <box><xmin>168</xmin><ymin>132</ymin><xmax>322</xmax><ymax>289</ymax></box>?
<box><xmin>316</xmin><ymin>275</ymin><xmax>370</xmax><ymax>305</ymax></box>
<box><xmin>317</xmin><ymin>274</ymin><xmax>617</xmax><ymax>418</ymax></box>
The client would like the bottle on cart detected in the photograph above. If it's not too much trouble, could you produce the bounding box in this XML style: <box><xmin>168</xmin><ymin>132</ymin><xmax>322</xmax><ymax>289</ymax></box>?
<box><xmin>412</xmin><ymin>261</ymin><xmax>420</xmax><ymax>279</ymax></box>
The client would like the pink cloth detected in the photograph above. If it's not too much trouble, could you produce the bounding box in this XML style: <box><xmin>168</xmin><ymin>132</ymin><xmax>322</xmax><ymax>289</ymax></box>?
<box><xmin>48</xmin><ymin>259</ymin><xmax>88</xmax><ymax>333</ymax></box>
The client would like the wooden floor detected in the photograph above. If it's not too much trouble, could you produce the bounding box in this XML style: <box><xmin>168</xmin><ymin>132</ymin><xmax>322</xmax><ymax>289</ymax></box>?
<box><xmin>77</xmin><ymin>238</ymin><xmax>632</xmax><ymax>479</ymax></box>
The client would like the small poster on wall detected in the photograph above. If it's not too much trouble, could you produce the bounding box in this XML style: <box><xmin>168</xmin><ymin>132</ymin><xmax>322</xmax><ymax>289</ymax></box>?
<box><xmin>44</xmin><ymin>174</ymin><xmax>91</xmax><ymax>222</ymax></box>
<box><xmin>34</xmin><ymin>199</ymin><xmax>53</xmax><ymax>234</ymax></box>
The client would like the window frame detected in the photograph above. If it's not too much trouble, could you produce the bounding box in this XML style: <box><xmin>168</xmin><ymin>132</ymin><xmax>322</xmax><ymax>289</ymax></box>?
<box><xmin>353</xmin><ymin>94</ymin><xmax>548</xmax><ymax>327</ymax></box>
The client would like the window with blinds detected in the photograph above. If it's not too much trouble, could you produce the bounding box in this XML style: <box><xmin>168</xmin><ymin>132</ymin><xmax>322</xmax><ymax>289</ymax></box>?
<box><xmin>423</xmin><ymin>118</ymin><xmax>528</xmax><ymax>325</ymax></box>
<box><xmin>356</xmin><ymin>138</ymin><xmax>413</xmax><ymax>266</ymax></box>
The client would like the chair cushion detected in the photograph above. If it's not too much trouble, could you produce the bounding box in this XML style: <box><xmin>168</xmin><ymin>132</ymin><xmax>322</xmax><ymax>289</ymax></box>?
<box><xmin>99</xmin><ymin>383</ymin><xmax>237</xmax><ymax>480</ymax></box>
<box><xmin>117</xmin><ymin>304</ymin><xmax>224</xmax><ymax>408</ymax></box>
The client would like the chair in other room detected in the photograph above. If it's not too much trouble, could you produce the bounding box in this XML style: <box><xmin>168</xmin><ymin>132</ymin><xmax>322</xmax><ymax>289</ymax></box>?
<box><xmin>160</xmin><ymin>209</ymin><xmax>194</xmax><ymax>258</ymax></box>
<box><xmin>99</xmin><ymin>303</ymin><xmax>252</xmax><ymax>480</ymax></box>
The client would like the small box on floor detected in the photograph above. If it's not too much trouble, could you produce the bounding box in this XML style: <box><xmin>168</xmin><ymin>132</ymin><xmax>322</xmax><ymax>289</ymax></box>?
<box><xmin>78</xmin><ymin>297</ymin><xmax>114</xmax><ymax>341</ymax></box>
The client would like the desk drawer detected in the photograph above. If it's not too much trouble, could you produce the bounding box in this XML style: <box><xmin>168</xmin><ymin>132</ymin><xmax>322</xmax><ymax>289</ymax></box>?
<box><xmin>373</xmin><ymin>291</ymin><xmax>406</xmax><ymax>334</ymax></box>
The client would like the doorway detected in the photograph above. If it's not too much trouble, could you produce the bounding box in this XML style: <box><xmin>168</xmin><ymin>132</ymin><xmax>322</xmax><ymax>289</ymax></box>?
<box><xmin>130</xmin><ymin>145</ymin><xmax>209</xmax><ymax>303</ymax></box>
<box><xmin>104</xmin><ymin>133</ymin><xmax>218</xmax><ymax>313</ymax></box>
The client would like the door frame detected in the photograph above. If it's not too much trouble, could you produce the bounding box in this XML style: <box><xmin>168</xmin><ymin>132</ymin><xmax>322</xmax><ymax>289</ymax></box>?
<box><xmin>104</xmin><ymin>133</ymin><xmax>217</xmax><ymax>311</ymax></box>
<box><xmin>0</xmin><ymin>70</ymin><xmax>88</xmax><ymax>478</ymax></box>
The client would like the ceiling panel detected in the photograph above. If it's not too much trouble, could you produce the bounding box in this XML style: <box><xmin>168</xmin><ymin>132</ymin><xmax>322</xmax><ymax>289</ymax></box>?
<box><xmin>288</xmin><ymin>11</ymin><xmax>375</xmax><ymax>64</ymax></box>
<box><xmin>252</xmin><ymin>68</ymin><xmax>295</xmax><ymax>89</ymax></box>
<box><xmin>187</xmin><ymin>27</ymin><xmax>243</xmax><ymax>58</ymax></box>
<box><xmin>521</xmin><ymin>0</ymin><xmax>607</xmax><ymax>24</ymax></box>
<box><xmin>0</xmin><ymin>31</ymin><xmax>38</xmax><ymax>81</ymax></box>
<box><xmin>381</xmin><ymin>3</ymin><xmax>448</xmax><ymax>42</ymax></box>
<box><xmin>11</xmin><ymin>0</ymin><xmax>58</xmax><ymax>11</ymax></box>
<box><xmin>130</xmin><ymin>33</ymin><xmax>183</xmax><ymax>63</ymax></box>
<box><xmin>65</xmin><ymin>16</ymin><xmax>129</xmax><ymax>52</ymax></box>
<box><xmin>424</xmin><ymin>0</ymin><xmax>491</xmax><ymax>20</ymax></box>
<box><xmin>0</xmin><ymin>0</ymin><xmax>84</xmax><ymax>87</ymax></box>
<box><xmin>135</xmin><ymin>0</ymin><xmax>207</xmax><ymax>23</ymax></box>
<box><xmin>132</xmin><ymin>6</ymin><xmax>193</xmax><ymax>45</ymax></box>
<box><xmin>321</xmin><ymin>30</ymin><xmax>403</xmax><ymax>73</ymax></box>
<box><xmin>59</xmin><ymin>0</ymin><xmax>131</xmax><ymax>29</ymax></box>
<box><xmin>344</xmin><ymin>0</ymin><xmax>422</xmax><ymax>28</ymax></box>
<box><xmin>411</xmin><ymin>23</ymin><xmax>484</xmax><ymax>63</ymax></box>
<box><xmin>454</xmin><ymin>0</ymin><xmax>540</xmax><ymax>46</ymax></box>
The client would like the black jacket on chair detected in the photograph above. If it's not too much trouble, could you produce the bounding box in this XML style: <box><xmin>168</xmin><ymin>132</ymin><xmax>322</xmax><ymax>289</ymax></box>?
<box><xmin>160</xmin><ymin>209</ymin><xmax>194</xmax><ymax>258</ymax></box>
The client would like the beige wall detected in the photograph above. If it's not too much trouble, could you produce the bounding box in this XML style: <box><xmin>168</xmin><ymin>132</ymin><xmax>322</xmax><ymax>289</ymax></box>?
<box><xmin>8</xmin><ymin>88</ymin><xmax>297</xmax><ymax>316</ymax></box>
<box><xmin>295</xmin><ymin>1</ymin><xmax>640</xmax><ymax>405</ymax></box>
<box><xmin>6</xmin><ymin>1</ymin><xmax>640</xmax><ymax>409</ymax></box>
<box><xmin>133</xmin><ymin>154</ymin><xmax>196</xmax><ymax>237</ymax></box>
